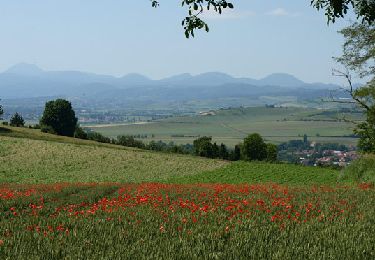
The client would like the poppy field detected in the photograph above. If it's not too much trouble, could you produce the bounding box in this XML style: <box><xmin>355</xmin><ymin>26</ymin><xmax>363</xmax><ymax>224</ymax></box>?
<box><xmin>0</xmin><ymin>182</ymin><xmax>374</xmax><ymax>259</ymax></box>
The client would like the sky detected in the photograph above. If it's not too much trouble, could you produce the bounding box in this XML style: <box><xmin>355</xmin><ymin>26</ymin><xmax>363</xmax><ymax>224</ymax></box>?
<box><xmin>0</xmin><ymin>0</ymin><xmax>356</xmax><ymax>83</ymax></box>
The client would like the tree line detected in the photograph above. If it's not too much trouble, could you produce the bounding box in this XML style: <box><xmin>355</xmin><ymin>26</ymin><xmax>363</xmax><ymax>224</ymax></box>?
<box><xmin>80</xmin><ymin>131</ymin><xmax>277</xmax><ymax>162</ymax></box>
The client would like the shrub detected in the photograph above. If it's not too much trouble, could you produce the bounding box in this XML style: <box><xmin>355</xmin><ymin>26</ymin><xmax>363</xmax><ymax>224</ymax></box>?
<box><xmin>28</xmin><ymin>124</ymin><xmax>41</xmax><ymax>129</ymax></box>
<box><xmin>32</xmin><ymin>124</ymin><xmax>41</xmax><ymax>129</ymax></box>
<box><xmin>41</xmin><ymin>125</ymin><xmax>56</xmax><ymax>134</ymax></box>
<box><xmin>340</xmin><ymin>155</ymin><xmax>375</xmax><ymax>184</ymax></box>
<box><xmin>10</xmin><ymin>112</ymin><xmax>25</xmax><ymax>127</ymax></box>
<box><xmin>87</xmin><ymin>132</ymin><xmax>111</xmax><ymax>143</ymax></box>
<box><xmin>74</xmin><ymin>126</ymin><xmax>88</xmax><ymax>140</ymax></box>
<box><xmin>117</xmin><ymin>135</ymin><xmax>145</xmax><ymax>149</ymax></box>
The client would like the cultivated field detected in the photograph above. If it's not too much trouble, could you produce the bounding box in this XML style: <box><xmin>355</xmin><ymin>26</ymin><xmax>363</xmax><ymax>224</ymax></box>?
<box><xmin>88</xmin><ymin>107</ymin><xmax>360</xmax><ymax>147</ymax></box>
<box><xmin>0</xmin><ymin>183</ymin><xmax>373</xmax><ymax>259</ymax></box>
<box><xmin>0</xmin><ymin>127</ymin><xmax>373</xmax><ymax>259</ymax></box>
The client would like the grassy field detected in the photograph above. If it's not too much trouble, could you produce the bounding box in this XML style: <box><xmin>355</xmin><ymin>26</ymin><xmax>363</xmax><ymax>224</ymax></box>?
<box><xmin>169</xmin><ymin>161</ymin><xmax>341</xmax><ymax>185</ymax></box>
<box><xmin>1</xmin><ymin>127</ymin><xmax>374</xmax><ymax>259</ymax></box>
<box><xmin>0</xmin><ymin>126</ymin><xmax>344</xmax><ymax>185</ymax></box>
<box><xmin>0</xmin><ymin>135</ymin><xmax>226</xmax><ymax>184</ymax></box>
<box><xmin>0</xmin><ymin>126</ymin><xmax>360</xmax><ymax>185</ymax></box>
<box><xmin>87</xmin><ymin>107</ymin><xmax>360</xmax><ymax>147</ymax></box>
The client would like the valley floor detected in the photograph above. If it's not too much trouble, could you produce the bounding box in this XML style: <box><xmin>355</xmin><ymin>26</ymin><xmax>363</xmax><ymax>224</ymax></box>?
<box><xmin>88</xmin><ymin>107</ymin><xmax>360</xmax><ymax>147</ymax></box>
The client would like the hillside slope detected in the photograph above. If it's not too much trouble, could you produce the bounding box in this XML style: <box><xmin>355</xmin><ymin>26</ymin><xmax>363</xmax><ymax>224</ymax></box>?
<box><xmin>0</xmin><ymin>126</ymin><xmax>344</xmax><ymax>185</ymax></box>
<box><xmin>0</xmin><ymin>128</ymin><xmax>226</xmax><ymax>183</ymax></box>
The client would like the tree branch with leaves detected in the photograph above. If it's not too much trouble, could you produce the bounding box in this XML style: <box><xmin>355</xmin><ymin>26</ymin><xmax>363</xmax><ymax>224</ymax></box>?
<box><xmin>311</xmin><ymin>0</ymin><xmax>375</xmax><ymax>24</ymax></box>
<box><xmin>151</xmin><ymin>0</ymin><xmax>234</xmax><ymax>38</ymax></box>
<box><xmin>332</xmin><ymin>22</ymin><xmax>375</xmax><ymax>152</ymax></box>
<box><xmin>150</xmin><ymin>0</ymin><xmax>375</xmax><ymax>38</ymax></box>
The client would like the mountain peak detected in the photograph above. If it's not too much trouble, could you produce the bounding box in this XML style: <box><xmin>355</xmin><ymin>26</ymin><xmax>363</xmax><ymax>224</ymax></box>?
<box><xmin>161</xmin><ymin>73</ymin><xmax>193</xmax><ymax>82</ymax></box>
<box><xmin>5</xmin><ymin>63</ymin><xmax>44</xmax><ymax>76</ymax></box>
<box><xmin>196</xmin><ymin>72</ymin><xmax>233</xmax><ymax>79</ymax></box>
<box><xmin>120</xmin><ymin>73</ymin><xmax>151</xmax><ymax>85</ymax></box>
<box><xmin>259</xmin><ymin>73</ymin><xmax>305</xmax><ymax>87</ymax></box>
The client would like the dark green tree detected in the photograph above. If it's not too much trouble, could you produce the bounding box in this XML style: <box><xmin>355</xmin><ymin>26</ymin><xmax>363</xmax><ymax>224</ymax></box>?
<box><xmin>40</xmin><ymin>99</ymin><xmax>78</xmax><ymax>137</ymax></box>
<box><xmin>212</xmin><ymin>142</ymin><xmax>219</xmax><ymax>158</ymax></box>
<box><xmin>242</xmin><ymin>133</ymin><xmax>267</xmax><ymax>161</ymax></box>
<box><xmin>219</xmin><ymin>143</ymin><xmax>229</xmax><ymax>160</ymax></box>
<box><xmin>266</xmin><ymin>143</ymin><xmax>278</xmax><ymax>162</ymax></box>
<box><xmin>193</xmin><ymin>136</ymin><xmax>214</xmax><ymax>158</ymax></box>
<box><xmin>150</xmin><ymin>1</ymin><xmax>374</xmax><ymax>38</ymax></box>
<box><xmin>333</xmin><ymin>22</ymin><xmax>375</xmax><ymax>153</ymax></box>
<box><xmin>303</xmin><ymin>134</ymin><xmax>308</xmax><ymax>144</ymax></box>
<box><xmin>233</xmin><ymin>144</ymin><xmax>241</xmax><ymax>161</ymax></box>
<box><xmin>10</xmin><ymin>112</ymin><xmax>25</xmax><ymax>127</ymax></box>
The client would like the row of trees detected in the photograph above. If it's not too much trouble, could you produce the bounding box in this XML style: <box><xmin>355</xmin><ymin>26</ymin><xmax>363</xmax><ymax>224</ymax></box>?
<box><xmin>78</xmin><ymin>130</ymin><xmax>276</xmax><ymax>162</ymax></box>
<box><xmin>193</xmin><ymin>134</ymin><xmax>277</xmax><ymax>162</ymax></box>
<box><xmin>193</xmin><ymin>137</ymin><xmax>240</xmax><ymax>160</ymax></box>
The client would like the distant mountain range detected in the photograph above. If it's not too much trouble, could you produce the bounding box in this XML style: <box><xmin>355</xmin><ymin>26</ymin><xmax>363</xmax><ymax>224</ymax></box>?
<box><xmin>0</xmin><ymin>63</ymin><xmax>343</xmax><ymax>99</ymax></box>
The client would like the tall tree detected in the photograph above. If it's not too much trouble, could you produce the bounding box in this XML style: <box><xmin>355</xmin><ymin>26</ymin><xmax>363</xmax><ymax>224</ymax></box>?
<box><xmin>40</xmin><ymin>99</ymin><xmax>78</xmax><ymax>137</ymax></box>
<box><xmin>242</xmin><ymin>133</ymin><xmax>267</xmax><ymax>161</ymax></box>
<box><xmin>150</xmin><ymin>1</ymin><xmax>375</xmax><ymax>38</ymax></box>
<box><xmin>233</xmin><ymin>144</ymin><xmax>241</xmax><ymax>161</ymax></box>
<box><xmin>193</xmin><ymin>136</ymin><xmax>214</xmax><ymax>158</ymax></box>
<box><xmin>219</xmin><ymin>143</ymin><xmax>229</xmax><ymax>160</ymax></box>
<box><xmin>266</xmin><ymin>143</ymin><xmax>278</xmax><ymax>162</ymax></box>
<box><xmin>334</xmin><ymin>22</ymin><xmax>375</xmax><ymax>152</ymax></box>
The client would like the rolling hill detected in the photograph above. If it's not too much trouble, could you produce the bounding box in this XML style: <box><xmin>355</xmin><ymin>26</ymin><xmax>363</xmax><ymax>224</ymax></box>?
<box><xmin>0</xmin><ymin>126</ymin><xmax>226</xmax><ymax>183</ymax></box>
<box><xmin>0</xmin><ymin>125</ymin><xmax>342</xmax><ymax>185</ymax></box>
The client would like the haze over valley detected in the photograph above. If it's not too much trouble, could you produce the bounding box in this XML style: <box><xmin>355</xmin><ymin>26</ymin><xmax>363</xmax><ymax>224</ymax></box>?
<box><xmin>1</xmin><ymin>63</ymin><xmax>352</xmax><ymax>122</ymax></box>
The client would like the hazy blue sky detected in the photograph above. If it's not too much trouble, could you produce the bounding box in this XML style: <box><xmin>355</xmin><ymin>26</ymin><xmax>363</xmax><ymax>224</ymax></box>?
<box><xmin>0</xmin><ymin>0</ymin><xmax>354</xmax><ymax>83</ymax></box>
